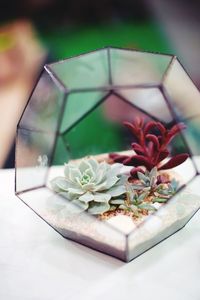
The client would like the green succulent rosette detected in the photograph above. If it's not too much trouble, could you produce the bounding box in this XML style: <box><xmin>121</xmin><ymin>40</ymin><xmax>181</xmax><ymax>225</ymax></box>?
<box><xmin>51</xmin><ymin>157</ymin><xmax>128</xmax><ymax>214</ymax></box>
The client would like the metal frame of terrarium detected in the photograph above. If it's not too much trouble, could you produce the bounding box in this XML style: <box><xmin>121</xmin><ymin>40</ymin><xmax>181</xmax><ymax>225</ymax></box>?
<box><xmin>15</xmin><ymin>47</ymin><xmax>200</xmax><ymax>262</ymax></box>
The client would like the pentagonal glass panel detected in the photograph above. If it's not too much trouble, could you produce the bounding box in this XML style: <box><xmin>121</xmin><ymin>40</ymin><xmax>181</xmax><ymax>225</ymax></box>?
<box><xmin>110</xmin><ymin>48</ymin><xmax>172</xmax><ymax>86</ymax></box>
<box><xmin>163</xmin><ymin>59</ymin><xmax>200</xmax><ymax>119</ymax></box>
<box><xmin>19</xmin><ymin>69</ymin><xmax>65</xmax><ymax>132</ymax></box>
<box><xmin>48</xmin><ymin>49</ymin><xmax>109</xmax><ymax>90</ymax></box>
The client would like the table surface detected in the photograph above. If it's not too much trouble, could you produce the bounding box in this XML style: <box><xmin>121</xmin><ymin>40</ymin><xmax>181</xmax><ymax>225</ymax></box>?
<box><xmin>0</xmin><ymin>169</ymin><xmax>200</xmax><ymax>300</ymax></box>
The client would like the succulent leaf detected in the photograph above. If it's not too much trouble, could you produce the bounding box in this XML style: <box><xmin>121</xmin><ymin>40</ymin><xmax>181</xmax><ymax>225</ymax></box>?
<box><xmin>110</xmin><ymin>199</ymin><xmax>125</xmax><ymax>205</ymax></box>
<box><xmin>152</xmin><ymin>198</ymin><xmax>168</xmax><ymax>203</ymax></box>
<box><xmin>119</xmin><ymin>204</ymin><xmax>128</xmax><ymax>210</ymax></box>
<box><xmin>146</xmin><ymin>134</ymin><xmax>160</xmax><ymax>151</ymax></box>
<box><xmin>137</xmin><ymin>192</ymin><xmax>149</xmax><ymax>203</ymax></box>
<box><xmin>158</xmin><ymin>149</ymin><xmax>169</xmax><ymax>162</ymax></box>
<box><xmin>159</xmin><ymin>153</ymin><xmax>189</xmax><ymax>170</ymax></box>
<box><xmin>88</xmin><ymin>202</ymin><xmax>110</xmax><ymax>214</ymax></box>
<box><xmin>72</xmin><ymin>199</ymin><xmax>89</xmax><ymax>211</ymax></box>
<box><xmin>138</xmin><ymin>203</ymin><xmax>157</xmax><ymax>211</ymax></box>
<box><xmin>130</xmin><ymin>167</ymin><xmax>145</xmax><ymax>178</ymax></box>
<box><xmin>137</xmin><ymin>172</ymin><xmax>149</xmax><ymax>184</ymax></box>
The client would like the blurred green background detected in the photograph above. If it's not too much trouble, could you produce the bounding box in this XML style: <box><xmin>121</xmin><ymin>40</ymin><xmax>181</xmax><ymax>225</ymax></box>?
<box><xmin>39</xmin><ymin>22</ymin><xmax>170</xmax><ymax>60</ymax></box>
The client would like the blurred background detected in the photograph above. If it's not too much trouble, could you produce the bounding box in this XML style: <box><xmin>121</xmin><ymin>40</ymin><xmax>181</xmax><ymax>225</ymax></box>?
<box><xmin>0</xmin><ymin>0</ymin><xmax>200</xmax><ymax>168</ymax></box>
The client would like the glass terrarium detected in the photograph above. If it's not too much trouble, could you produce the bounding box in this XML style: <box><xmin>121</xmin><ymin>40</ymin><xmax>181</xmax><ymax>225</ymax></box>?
<box><xmin>15</xmin><ymin>47</ymin><xmax>200</xmax><ymax>262</ymax></box>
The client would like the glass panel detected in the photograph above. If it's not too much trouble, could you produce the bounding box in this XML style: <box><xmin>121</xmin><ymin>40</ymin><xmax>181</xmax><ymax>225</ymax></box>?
<box><xmin>16</xmin><ymin>128</ymin><xmax>55</xmax><ymax>193</ymax></box>
<box><xmin>60</xmin><ymin>90</ymin><xmax>108</xmax><ymax>134</ymax></box>
<box><xmin>180</xmin><ymin>116</ymin><xmax>200</xmax><ymax>172</ymax></box>
<box><xmin>52</xmin><ymin>135</ymin><xmax>70</xmax><ymax>165</ymax></box>
<box><xmin>19</xmin><ymin>70</ymin><xmax>64</xmax><ymax>132</ymax></box>
<box><xmin>127</xmin><ymin>176</ymin><xmax>200</xmax><ymax>261</ymax></box>
<box><xmin>116</xmin><ymin>87</ymin><xmax>173</xmax><ymax>123</ymax></box>
<box><xmin>18</xmin><ymin>187</ymin><xmax>127</xmax><ymax>261</ymax></box>
<box><xmin>48</xmin><ymin>49</ymin><xmax>109</xmax><ymax>90</ymax></box>
<box><xmin>168</xmin><ymin>128</ymin><xmax>196</xmax><ymax>185</ymax></box>
<box><xmin>163</xmin><ymin>59</ymin><xmax>200</xmax><ymax>120</ymax></box>
<box><xmin>110</xmin><ymin>48</ymin><xmax>172</xmax><ymax>86</ymax></box>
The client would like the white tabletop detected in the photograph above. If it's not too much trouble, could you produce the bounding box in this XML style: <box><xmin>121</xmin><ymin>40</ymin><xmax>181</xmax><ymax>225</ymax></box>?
<box><xmin>0</xmin><ymin>168</ymin><xmax>200</xmax><ymax>300</ymax></box>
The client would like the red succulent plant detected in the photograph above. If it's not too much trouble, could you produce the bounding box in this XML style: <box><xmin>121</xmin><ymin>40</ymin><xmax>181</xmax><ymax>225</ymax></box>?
<box><xmin>110</xmin><ymin>117</ymin><xmax>189</xmax><ymax>178</ymax></box>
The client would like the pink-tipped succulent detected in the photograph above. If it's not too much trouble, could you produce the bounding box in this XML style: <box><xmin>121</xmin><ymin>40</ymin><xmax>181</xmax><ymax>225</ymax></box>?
<box><xmin>110</xmin><ymin>117</ymin><xmax>189</xmax><ymax>179</ymax></box>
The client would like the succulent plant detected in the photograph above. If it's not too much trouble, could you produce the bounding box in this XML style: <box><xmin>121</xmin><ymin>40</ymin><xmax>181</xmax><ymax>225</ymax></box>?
<box><xmin>110</xmin><ymin>117</ymin><xmax>189</xmax><ymax>179</ymax></box>
<box><xmin>110</xmin><ymin>183</ymin><xmax>156</xmax><ymax>217</ymax></box>
<box><xmin>51</xmin><ymin>157</ymin><xmax>128</xmax><ymax>215</ymax></box>
<box><xmin>109</xmin><ymin>167</ymin><xmax>179</xmax><ymax>218</ymax></box>
<box><xmin>131</xmin><ymin>167</ymin><xmax>179</xmax><ymax>203</ymax></box>
<box><xmin>153</xmin><ymin>178</ymin><xmax>179</xmax><ymax>203</ymax></box>
<box><xmin>124</xmin><ymin>185</ymin><xmax>156</xmax><ymax>212</ymax></box>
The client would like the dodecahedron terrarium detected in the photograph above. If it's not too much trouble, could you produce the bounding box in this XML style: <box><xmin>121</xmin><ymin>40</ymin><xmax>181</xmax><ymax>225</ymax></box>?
<box><xmin>15</xmin><ymin>47</ymin><xmax>200</xmax><ymax>262</ymax></box>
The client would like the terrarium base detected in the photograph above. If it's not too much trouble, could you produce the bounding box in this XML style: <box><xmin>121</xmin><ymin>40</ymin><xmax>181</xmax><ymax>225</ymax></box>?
<box><xmin>43</xmin><ymin>153</ymin><xmax>200</xmax><ymax>261</ymax></box>
<box><xmin>43</xmin><ymin>189</ymin><xmax>199</xmax><ymax>261</ymax></box>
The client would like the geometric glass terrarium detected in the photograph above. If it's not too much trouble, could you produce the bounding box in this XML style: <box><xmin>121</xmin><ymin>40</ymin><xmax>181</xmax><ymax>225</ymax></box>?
<box><xmin>15</xmin><ymin>47</ymin><xmax>200</xmax><ymax>262</ymax></box>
